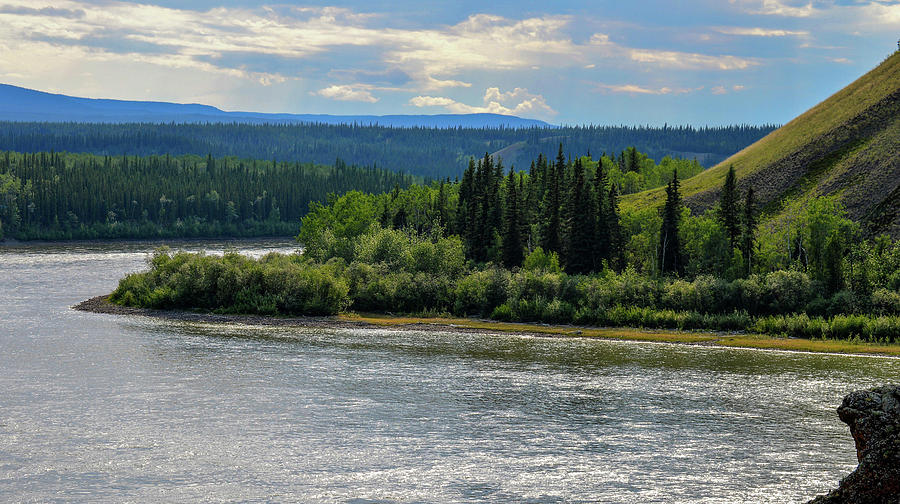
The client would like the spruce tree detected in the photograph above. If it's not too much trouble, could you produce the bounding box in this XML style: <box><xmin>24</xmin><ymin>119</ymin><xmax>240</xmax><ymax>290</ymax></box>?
<box><xmin>501</xmin><ymin>167</ymin><xmax>524</xmax><ymax>268</ymax></box>
<box><xmin>628</xmin><ymin>146</ymin><xmax>639</xmax><ymax>172</ymax></box>
<box><xmin>593</xmin><ymin>162</ymin><xmax>610</xmax><ymax>270</ymax></box>
<box><xmin>457</xmin><ymin>158</ymin><xmax>475</xmax><ymax>240</ymax></box>
<box><xmin>720</xmin><ymin>165</ymin><xmax>739</xmax><ymax>250</ymax></box>
<box><xmin>564</xmin><ymin>157</ymin><xmax>594</xmax><ymax>274</ymax></box>
<box><xmin>606</xmin><ymin>183</ymin><xmax>623</xmax><ymax>270</ymax></box>
<box><xmin>741</xmin><ymin>186</ymin><xmax>757</xmax><ymax>276</ymax></box>
<box><xmin>539</xmin><ymin>144</ymin><xmax>564</xmax><ymax>254</ymax></box>
<box><xmin>658</xmin><ymin>170</ymin><xmax>684</xmax><ymax>276</ymax></box>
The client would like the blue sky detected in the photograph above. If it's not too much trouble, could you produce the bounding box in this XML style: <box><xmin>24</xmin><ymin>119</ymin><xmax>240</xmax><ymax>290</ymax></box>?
<box><xmin>0</xmin><ymin>0</ymin><xmax>898</xmax><ymax>125</ymax></box>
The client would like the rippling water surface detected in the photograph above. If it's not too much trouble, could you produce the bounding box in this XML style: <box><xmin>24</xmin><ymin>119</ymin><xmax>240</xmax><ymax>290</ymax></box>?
<box><xmin>1</xmin><ymin>240</ymin><xmax>898</xmax><ymax>503</ymax></box>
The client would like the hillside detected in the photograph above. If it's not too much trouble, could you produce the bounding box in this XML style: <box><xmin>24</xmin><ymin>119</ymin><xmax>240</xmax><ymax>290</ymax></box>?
<box><xmin>0</xmin><ymin>83</ymin><xmax>550</xmax><ymax>128</ymax></box>
<box><xmin>624</xmin><ymin>51</ymin><xmax>900</xmax><ymax>235</ymax></box>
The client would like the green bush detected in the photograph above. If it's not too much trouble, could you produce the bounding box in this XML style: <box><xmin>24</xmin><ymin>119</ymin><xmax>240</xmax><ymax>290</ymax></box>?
<box><xmin>453</xmin><ymin>267</ymin><xmax>511</xmax><ymax>316</ymax></box>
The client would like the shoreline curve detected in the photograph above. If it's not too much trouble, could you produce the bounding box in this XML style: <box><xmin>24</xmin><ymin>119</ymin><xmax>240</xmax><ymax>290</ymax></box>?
<box><xmin>74</xmin><ymin>295</ymin><xmax>900</xmax><ymax>357</ymax></box>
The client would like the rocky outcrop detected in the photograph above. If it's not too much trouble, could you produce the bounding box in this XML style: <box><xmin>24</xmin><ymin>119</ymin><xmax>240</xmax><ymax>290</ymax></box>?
<box><xmin>808</xmin><ymin>385</ymin><xmax>900</xmax><ymax>504</ymax></box>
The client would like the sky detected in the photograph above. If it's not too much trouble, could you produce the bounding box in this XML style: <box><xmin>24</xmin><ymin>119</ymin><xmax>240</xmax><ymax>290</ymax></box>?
<box><xmin>0</xmin><ymin>0</ymin><xmax>898</xmax><ymax>125</ymax></box>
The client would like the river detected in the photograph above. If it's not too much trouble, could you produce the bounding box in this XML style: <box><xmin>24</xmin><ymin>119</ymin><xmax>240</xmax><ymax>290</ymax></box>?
<box><xmin>1</xmin><ymin>240</ymin><xmax>897</xmax><ymax>503</ymax></box>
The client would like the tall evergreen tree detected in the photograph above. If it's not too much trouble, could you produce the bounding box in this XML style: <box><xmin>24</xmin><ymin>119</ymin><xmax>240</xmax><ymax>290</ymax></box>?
<box><xmin>564</xmin><ymin>157</ymin><xmax>594</xmax><ymax>274</ymax></box>
<box><xmin>658</xmin><ymin>170</ymin><xmax>684</xmax><ymax>276</ymax></box>
<box><xmin>502</xmin><ymin>167</ymin><xmax>524</xmax><ymax>267</ymax></box>
<box><xmin>593</xmin><ymin>163</ymin><xmax>610</xmax><ymax>270</ymax></box>
<box><xmin>606</xmin><ymin>184</ymin><xmax>623</xmax><ymax>271</ymax></box>
<box><xmin>720</xmin><ymin>165</ymin><xmax>739</xmax><ymax>250</ymax></box>
<box><xmin>457</xmin><ymin>157</ymin><xmax>475</xmax><ymax>240</ymax></box>
<box><xmin>741</xmin><ymin>186</ymin><xmax>757</xmax><ymax>276</ymax></box>
<box><xmin>539</xmin><ymin>144</ymin><xmax>564</xmax><ymax>254</ymax></box>
<box><xmin>628</xmin><ymin>146</ymin><xmax>639</xmax><ymax>172</ymax></box>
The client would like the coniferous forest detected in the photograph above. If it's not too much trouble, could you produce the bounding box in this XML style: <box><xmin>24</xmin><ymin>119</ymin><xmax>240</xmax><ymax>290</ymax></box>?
<box><xmin>0</xmin><ymin>121</ymin><xmax>774</xmax><ymax>180</ymax></box>
<box><xmin>0</xmin><ymin>145</ymin><xmax>698</xmax><ymax>240</ymax></box>
<box><xmin>0</xmin><ymin>151</ymin><xmax>417</xmax><ymax>240</ymax></box>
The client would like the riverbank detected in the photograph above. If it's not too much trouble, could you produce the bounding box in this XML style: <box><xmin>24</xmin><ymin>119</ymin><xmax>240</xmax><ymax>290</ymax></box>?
<box><xmin>0</xmin><ymin>235</ymin><xmax>296</xmax><ymax>247</ymax></box>
<box><xmin>75</xmin><ymin>295</ymin><xmax>900</xmax><ymax>357</ymax></box>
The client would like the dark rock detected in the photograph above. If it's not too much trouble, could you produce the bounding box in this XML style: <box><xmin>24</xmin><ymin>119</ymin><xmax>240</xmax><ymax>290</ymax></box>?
<box><xmin>808</xmin><ymin>385</ymin><xmax>900</xmax><ymax>504</ymax></box>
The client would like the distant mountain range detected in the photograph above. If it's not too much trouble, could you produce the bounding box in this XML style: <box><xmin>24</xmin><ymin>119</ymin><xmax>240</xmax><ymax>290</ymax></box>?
<box><xmin>0</xmin><ymin>83</ymin><xmax>552</xmax><ymax>128</ymax></box>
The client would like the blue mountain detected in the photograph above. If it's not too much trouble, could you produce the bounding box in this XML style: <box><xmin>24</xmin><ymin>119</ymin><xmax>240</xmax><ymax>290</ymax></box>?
<box><xmin>0</xmin><ymin>83</ymin><xmax>553</xmax><ymax>128</ymax></box>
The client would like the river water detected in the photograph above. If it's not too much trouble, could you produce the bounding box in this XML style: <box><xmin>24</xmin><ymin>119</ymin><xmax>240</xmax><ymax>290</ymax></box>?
<box><xmin>1</xmin><ymin>240</ymin><xmax>898</xmax><ymax>503</ymax></box>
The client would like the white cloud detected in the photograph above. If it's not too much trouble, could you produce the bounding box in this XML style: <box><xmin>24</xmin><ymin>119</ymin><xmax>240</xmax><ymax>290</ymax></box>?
<box><xmin>586</xmin><ymin>30</ymin><xmax>757</xmax><ymax>70</ymax></box>
<box><xmin>316</xmin><ymin>85</ymin><xmax>378</xmax><ymax>103</ymax></box>
<box><xmin>629</xmin><ymin>49</ymin><xmax>756</xmax><ymax>70</ymax></box>
<box><xmin>731</xmin><ymin>0</ymin><xmax>815</xmax><ymax>17</ymax></box>
<box><xmin>593</xmin><ymin>83</ymin><xmax>702</xmax><ymax>95</ymax></box>
<box><xmin>714</xmin><ymin>26</ymin><xmax>809</xmax><ymax>37</ymax></box>
<box><xmin>711</xmin><ymin>84</ymin><xmax>747</xmax><ymax>94</ymax></box>
<box><xmin>409</xmin><ymin>86</ymin><xmax>556</xmax><ymax>119</ymax></box>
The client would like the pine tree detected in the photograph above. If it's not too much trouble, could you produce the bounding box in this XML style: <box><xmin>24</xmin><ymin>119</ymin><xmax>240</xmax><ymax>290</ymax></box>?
<box><xmin>564</xmin><ymin>157</ymin><xmax>594</xmax><ymax>274</ymax></box>
<box><xmin>593</xmin><ymin>162</ymin><xmax>610</xmax><ymax>270</ymax></box>
<box><xmin>457</xmin><ymin>158</ymin><xmax>475</xmax><ymax>240</ymax></box>
<box><xmin>501</xmin><ymin>167</ymin><xmax>524</xmax><ymax>267</ymax></box>
<box><xmin>658</xmin><ymin>170</ymin><xmax>684</xmax><ymax>276</ymax></box>
<box><xmin>628</xmin><ymin>146</ymin><xmax>639</xmax><ymax>172</ymax></box>
<box><xmin>741</xmin><ymin>186</ymin><xmax>757</xmax><ymax>276</ymax></box>
<box><xmin>720</xmin><ymin>165</ymin><xmax>739</xmax><ymax>250</ymax></box>
<box><xmin>539</xmin><ymin>144</ymin><xmax>564</xmax><ymax>254</ymax></box>
<box><xmin>606</xmin><ymin>184</ymin><xmax>623</xmax><ymax>270</ymax></box>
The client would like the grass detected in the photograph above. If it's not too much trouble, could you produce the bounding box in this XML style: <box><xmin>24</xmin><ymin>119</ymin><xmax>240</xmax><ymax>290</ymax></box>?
<box><xmin>339</xmin><ymin>312</ymin><xmax>900</xmax><ymax>356</ymax></box>
<box><xmin>622</xmin><ymin>51</ymin><xmax>900</xmax><ymax>217</ymax></box>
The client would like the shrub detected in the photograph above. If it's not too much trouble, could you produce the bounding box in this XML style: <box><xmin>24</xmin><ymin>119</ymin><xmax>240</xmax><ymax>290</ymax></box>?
<box><xmin>453</xmin><ymin>267</ymin><xmax>511</xmax><ymax>316</ymax></box>
<box><xmin>871</xmin><ymin>288</ymin><xmax>900</xmax><ymax>315</ymax></box>
<box><xmin>522</xmin><ymin>247</ymin><xmax>562</xmax><ymax>273</ymax></box>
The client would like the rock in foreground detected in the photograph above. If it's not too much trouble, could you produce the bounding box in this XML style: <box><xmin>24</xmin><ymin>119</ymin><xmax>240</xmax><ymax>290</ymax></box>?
<box><xmin>808</xmin><ymin>385</ymin><xmax>900</xmax><ymax>504</ymax></box>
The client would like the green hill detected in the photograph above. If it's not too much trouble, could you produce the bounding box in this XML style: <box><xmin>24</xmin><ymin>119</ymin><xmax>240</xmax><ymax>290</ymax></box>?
<box><xmin>624</xmin><ymin>51</ymin><xmax>900</xmax><ymax>235</ymax></box>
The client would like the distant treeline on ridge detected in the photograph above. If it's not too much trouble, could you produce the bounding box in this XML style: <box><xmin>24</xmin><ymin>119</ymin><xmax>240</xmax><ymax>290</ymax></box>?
<box><xmin>0</xmin><ymin>122</ymin><xmax>776</xmax><ymax>179</ymax></box>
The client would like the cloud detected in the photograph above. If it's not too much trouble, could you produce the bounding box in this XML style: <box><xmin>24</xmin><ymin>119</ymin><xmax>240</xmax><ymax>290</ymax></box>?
<box><xmin>628</xmin><ymin>49</ymin><xmax>756</xmax><ymax>70</ymax></box>
<box><xmin>731</xmin><ymin>0</ymin><xmax>815</xmax><ymax>17</ymax></box>
<box><xmin>327</xmin><ymin>67</ymin><xmax>412</xmax><ymax>86</ymax></box>
<box><xmin>711</xmin><ymin>84</ymin><xmax>746</xmax><ymax>94</ymax></box>
<box><xmin>316</xmin><ymin>85</ymin><xmax>378</xmax><ymax>103</ymax></box>
<box><xmin>0</xmin><ymin>5</ymin><xmax>84</xmax><ymax>18</ymax></box>
<box><xmin>714</xmin><ymin>26</ymin><xmax>809</xmax><ymax>37</ymax></box>
<box><xmin>409</xmin><ymin>87</ymin><xmax>556</xmax><ymax>119</ymax></box>
<box><xmin>587</xmin><ymin>31</ymin><xmax>757</xmax><ymax>70</ymax></box>
<box><xmin>593</xmin><ymin>83</ymin><xmax>702</xmax><ymax>95</ymax></box>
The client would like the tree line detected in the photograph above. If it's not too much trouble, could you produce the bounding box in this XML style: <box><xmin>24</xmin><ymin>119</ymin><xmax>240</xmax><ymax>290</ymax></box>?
<box><xmin>0</xmin><ymin>151</ymin><xmax>418</xmax><ymax>240</ymax></box>
<box><xmin>0</xmin><ymin>121</ymin><xmax>775</xmax><ymax>179</ymax></box>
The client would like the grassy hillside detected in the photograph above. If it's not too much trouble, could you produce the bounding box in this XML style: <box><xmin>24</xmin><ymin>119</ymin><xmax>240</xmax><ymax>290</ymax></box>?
<box><xmin>623</xmin><ymin>51</ymin><xmax>900</xmax><ymax>235</ymax></box>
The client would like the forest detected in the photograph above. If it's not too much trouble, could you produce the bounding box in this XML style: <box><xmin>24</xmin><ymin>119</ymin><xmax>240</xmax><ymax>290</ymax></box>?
<box><xmin>0</xmin><ymin>121</ymin><xmax>775</xmax><ymax>179</ymax></box>
<box><xmin>0</xmin><ymin>151</ymin><xmax>417</xmax><ymax>240</ymax></box>
<box><xmin>0</xmin><ymin>146</ymin><xmax>698</xmax><ymax>241</ymax></box>
<box><xmin>110</xmin><ymin>146</ymin><xmax>900</xmax><ymax>342</ymax></box>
